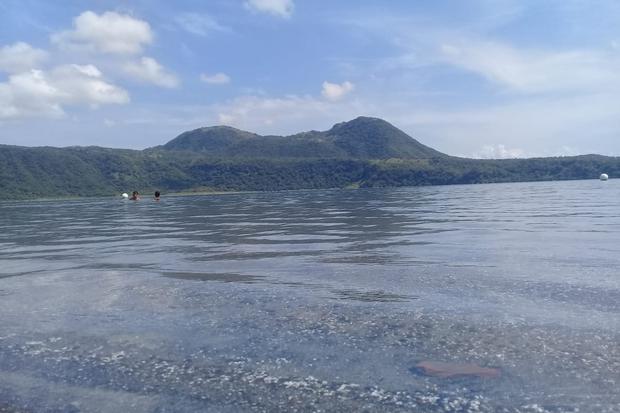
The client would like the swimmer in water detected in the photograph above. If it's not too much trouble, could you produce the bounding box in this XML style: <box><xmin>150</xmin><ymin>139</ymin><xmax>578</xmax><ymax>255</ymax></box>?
<box><xmin>154</xmin><ymin>191</ymin><xmax>160</xmax><ymax>201</ymax></box>
<box><xmin>130</xmin><ymin>191</ymin><xmax>140</xmax><ymax>201</ymax></box>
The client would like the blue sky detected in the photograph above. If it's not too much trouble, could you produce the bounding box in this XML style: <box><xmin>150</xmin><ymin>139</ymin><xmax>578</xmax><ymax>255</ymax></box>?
<box><xmin>1</xmin><ymin>0</ymin><xmax>619</xmax><ymax>158</ymax></box>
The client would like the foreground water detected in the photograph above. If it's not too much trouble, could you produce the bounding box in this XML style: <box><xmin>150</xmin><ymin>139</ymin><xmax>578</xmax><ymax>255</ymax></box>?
<box><xmin>1</xmin><ymin>180</ymin><xmax>619</xmax><ymax>412</ymax></box>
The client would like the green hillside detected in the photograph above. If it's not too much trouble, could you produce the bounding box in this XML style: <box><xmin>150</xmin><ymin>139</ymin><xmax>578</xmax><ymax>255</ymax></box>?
<box><xmin>1</xmin><ymin>117</ymin><xmax>618</xmax><ymax>199</ymax></box>
<box><xmin>159</xmin><ymin>117</ymin><xmax>445</xmax><ymax>160</ymax></box>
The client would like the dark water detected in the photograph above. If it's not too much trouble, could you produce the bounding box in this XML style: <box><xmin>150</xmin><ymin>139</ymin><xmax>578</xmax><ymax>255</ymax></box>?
<box><xmin>1</xmin><ymin>180</ymin><xmax>619</xmax><ymax>412</ymax></box>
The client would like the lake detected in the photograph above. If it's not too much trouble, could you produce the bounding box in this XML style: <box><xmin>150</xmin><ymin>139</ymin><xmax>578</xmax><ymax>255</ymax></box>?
<box><xmin>1</xmin><ymin>180</ymin><xmax>619</xmax><ymax>412</ymax></box>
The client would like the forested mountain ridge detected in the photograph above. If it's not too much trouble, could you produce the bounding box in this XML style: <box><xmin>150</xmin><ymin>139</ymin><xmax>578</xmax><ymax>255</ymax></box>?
<box><xmin>0</xmin><ymin>117</ymin><xmax>617</xmax><ymax>199</ymax></box>
<box><xmin>159</xmin><ymin>117</ymin><xmax>444</xmax><ymax>159</ymax></box>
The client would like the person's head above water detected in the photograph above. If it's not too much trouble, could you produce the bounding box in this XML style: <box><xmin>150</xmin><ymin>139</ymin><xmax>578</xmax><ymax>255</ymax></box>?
<box><xmin>130</xmin><ymin>191</ymin><xmax>140</xmax><ymax>200</ymax></box>
<box><xmin>154</xmin><ymin>191</ymin><xmax>161</xmax><ymax>200</ymax></box>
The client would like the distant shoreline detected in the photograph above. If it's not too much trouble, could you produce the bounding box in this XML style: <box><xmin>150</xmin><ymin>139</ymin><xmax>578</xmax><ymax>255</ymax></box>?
<box><xmin>1</xmin><ymin>177</ymin><xmax>612</xmax><ymax>203</ymax></box>
<box><xmin>2</xmin><ymin>117</ymin><xmax>617</xmax><ymax>200</ymax></box>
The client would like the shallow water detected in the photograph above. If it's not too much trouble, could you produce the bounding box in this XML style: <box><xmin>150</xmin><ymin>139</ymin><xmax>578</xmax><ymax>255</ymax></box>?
<box><xmin>1</xmin><ymin>180</ymin><xmax>619</xmax><ymax>412</ymax></box>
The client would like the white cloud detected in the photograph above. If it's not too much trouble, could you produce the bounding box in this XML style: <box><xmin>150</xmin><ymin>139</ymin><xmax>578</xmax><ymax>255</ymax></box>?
<box><xmin>321</xmin><ymin>81</ymin><xmax>355</xmax><ymax>101</ymax></box>
<box><xmin>211</xmin><ymin>93</ymin><xmax>373</xmax><ymax>134</ymax></box>
<box><xmin>440</xmin><ymin>40</ymin><xmax>620</xmax><ymax>94</ymax></box>
<box><xmin>200</xmin><ymin>72</ymin><xmax>231</xmax><ymax>85</ymax></box>
<box><xmin>245</xmin><ymin>0</ymin><xmax>294</xmax><ymax>18</ymax></box>
<box><xmin>341</xmin><ymin>9</ymin><xmax>620</xmax><ymax>97</ymax></box>
<box><xmin>51</xmin><ymin>11</ymin><xmax>153</xmax><ymax>55</ymax></box>
<box><xmin>122</xmin><ymin>57</ymin><xmax>179</xmax><ymax>88</ymax></box>
<box><xmin>175</xmin><ymin>13</ymin><xmax>229</xmax><ymax>36</ymax></box>
<box><xmin>473</xmin><ymin>144</ymin><xmax>525</xmax><ymax>159</ymax></box>
<box><xmin>332</xmin><ymin>9</ymin><xmax>620</xmax><ymax>155</ymax></box>
<box><xmin>217</xmin><ymin>113</ymin><xmax>235</xmax><ymax>125</ymax></box>
<box><xmin>0</xmin><ymin>65</ymin><xmax>129</xmax><ymax>119</ymax></box>
<box><xmin>51</xmin><ymin>64</ymin><xmax>129</xmax><ymax>105</ymax></box>
<box><xmin>0</xmin><ymin>42</ymin><xmax>48</xmax><ymax>73</ymax></box>
<box><xmin>0</xmin><ymin>70</ymin><xmax>61</xmax><ymax>119</ymax></box>
<box><xmin>390</xmin><ymin>92</ymin><xmax>620</xmax><ymax>157</ymax></box>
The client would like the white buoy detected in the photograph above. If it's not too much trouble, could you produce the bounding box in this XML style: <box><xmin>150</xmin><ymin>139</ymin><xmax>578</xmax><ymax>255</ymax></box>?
<box><xmin>600</xmin><ymin>173</ymin><xmax>609</xmax><ymax>181</ymax></box>
<box><xmin>121</xmin><ymin>193</ymin><xmax>129</xmax><ymax>199</ymax></box>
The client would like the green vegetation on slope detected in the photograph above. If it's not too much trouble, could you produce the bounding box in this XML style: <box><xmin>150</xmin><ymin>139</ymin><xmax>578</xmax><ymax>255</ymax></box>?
<box><xmin>1</xmin><ymin>117</ymin><xmax>618</xmax><ymax>199</ymax></box>
<box><xmin>159</xmin><ymin>117</ymin><xmax>445</xmax><ymax>160</ymax></box>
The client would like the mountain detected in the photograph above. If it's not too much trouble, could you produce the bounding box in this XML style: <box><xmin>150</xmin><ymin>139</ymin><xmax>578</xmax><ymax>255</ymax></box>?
<box><xmin>162</xmin><ymin>126</ymin><xmax>260</xmax><ymax>153</ymax></box>
<box><xmin>1</xmin><ymin>117</ymin><xmax>619</xmax><ymax>199</ymax></box>
<box><xmin>158</xmin><ymin>117</ymin><xmax>445</xmax><ymax>159</ymax></box>
<box><xmin>0</xmin><ymin>145</ymin><xmax>194</xmax><ymax>198</ymax></box>
<box><xmin>324</xmin><ymin>117</ymin><xmax>444</xmax><ymax>159</ymax></box>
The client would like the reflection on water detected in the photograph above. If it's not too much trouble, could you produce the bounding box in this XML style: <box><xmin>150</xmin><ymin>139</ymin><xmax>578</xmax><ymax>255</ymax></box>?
<box><xmin>331</xmin><ymin>288</ymin><xmax>417</xmax><ymax>302</ymax></box>
<box><xmin>1</xmin><ymin>180</ymin><xmax>620</xmax><ymax>412</ymax></box>
<box><xmin>162</xmin><ymin>271</ymin><xmax>265</xmax><ymax>284</ymax></box>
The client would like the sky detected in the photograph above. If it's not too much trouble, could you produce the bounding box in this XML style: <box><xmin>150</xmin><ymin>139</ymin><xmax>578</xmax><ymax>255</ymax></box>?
<box><xmin>1</xmin><ymin>0</ymin><xmax>619</xmax><ymax>158</ymax></box>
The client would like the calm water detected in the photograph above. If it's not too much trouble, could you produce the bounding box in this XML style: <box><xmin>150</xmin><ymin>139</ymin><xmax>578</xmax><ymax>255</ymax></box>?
<box><xmin>1</xmin><ymin>180</ymin><xmax>619</xmax><ymax>412</ymax></box>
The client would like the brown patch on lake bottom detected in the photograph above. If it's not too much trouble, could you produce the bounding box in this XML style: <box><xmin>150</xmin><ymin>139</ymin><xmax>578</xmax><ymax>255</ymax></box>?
<box><xmin>414</xmin><ymin>360</ymin><xmax>501</xmax><ymax>379</ymax></box>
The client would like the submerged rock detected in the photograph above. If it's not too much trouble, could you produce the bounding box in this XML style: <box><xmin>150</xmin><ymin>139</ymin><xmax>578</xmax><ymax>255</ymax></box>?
<box><xmin>413</xmin><ymin>360</ymin><xmax>501</xmax><ymax>379</ymax></box>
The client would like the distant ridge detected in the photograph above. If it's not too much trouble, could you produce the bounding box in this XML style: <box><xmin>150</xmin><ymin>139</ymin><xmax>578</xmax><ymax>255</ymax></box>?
<box><xmin>1</xmin><ymin>117</ymin><xmax>619</xmax><ymax>199</ymax></box>
<box><xmin>160</xmin><ymin>117</ymin><xmax>445</xmax><ymax>160</ymax></box>
<box><xmin>162</xmin><ymin>126</ymin><xmax>260</xmax><ymax>152</ymax></box>
<box><xmin>325</xmin><ymin>117</ymin><xmax>444</xmax><ymax>159</ymax></box>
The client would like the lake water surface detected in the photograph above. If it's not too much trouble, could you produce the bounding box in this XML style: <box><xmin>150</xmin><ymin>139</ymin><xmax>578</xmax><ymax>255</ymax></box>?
<box><xmin>1</xmin><ymin>180</ymin><xmax>619</xmax><ymax>412</ymax></box>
